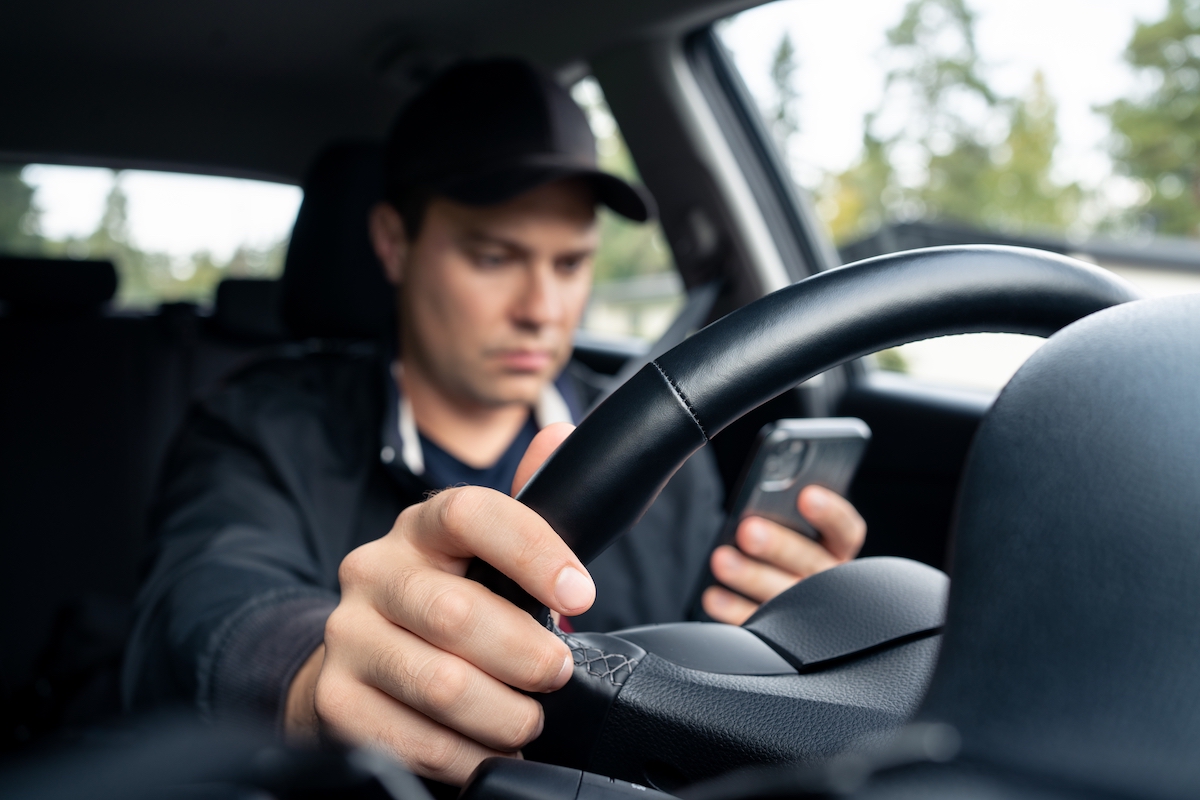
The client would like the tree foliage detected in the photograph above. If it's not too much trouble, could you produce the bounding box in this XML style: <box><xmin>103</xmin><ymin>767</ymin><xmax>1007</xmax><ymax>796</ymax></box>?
<box><xmin>982</xmin><ymin>73</ymin><xmax>1083</xmax><ymax>232</ymax></box>
<box><xmin>768</xmin><ymin>33</ymin><xmax>801</xmax><ymax>151</ymax></box>
<box><xmin>572</xmin><ymin>78</ymin><xmax>674</xmax><ymax>285</ymax></box>
<box><xmin>807</xmin><ymin>0</ymin><xmax>1083</xmax><ymax>244</ymax></box>
<box><xmin>0</xmin><ymin>165</ymin><xmax>43</xmax><ymax>255</ymax></box>
<box><xmin>1</xmin><ymin>166</ymin><xmax>288</xmax><ymax>308</ymax></box>
<box><xmin>1101</xmin><ymin>0</ymin><xmax>1200</xmax><ymax>236</ymax></box>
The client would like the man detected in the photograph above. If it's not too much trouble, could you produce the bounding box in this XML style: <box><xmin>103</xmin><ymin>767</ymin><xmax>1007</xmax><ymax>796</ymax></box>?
<box><xmin>124</xmin><ymin>59</ymin><xmax>865</xmax><ymax>786</ymax></box>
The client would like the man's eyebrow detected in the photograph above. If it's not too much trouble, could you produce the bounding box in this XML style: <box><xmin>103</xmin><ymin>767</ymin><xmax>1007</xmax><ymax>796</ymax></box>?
<box><xmin>458</xmin><ymin>230</ymin><xmax>529</xmax><ymax>252</ymax></box>
<box><xmin>457</xmin><ymin>231</ymin><xmax>597</xmax><ymax>258</ymax></box>
<box><xmin>557</xmin><ymin>245</ymin><xmax>598</xmax><ymax>260</ymax></box>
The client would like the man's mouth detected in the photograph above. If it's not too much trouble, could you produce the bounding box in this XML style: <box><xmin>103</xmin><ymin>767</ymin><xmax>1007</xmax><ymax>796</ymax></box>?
<box><xmin>494</xmin><ymin>349</ymin><xmax>555</xmax><ymax>372</ymax></box>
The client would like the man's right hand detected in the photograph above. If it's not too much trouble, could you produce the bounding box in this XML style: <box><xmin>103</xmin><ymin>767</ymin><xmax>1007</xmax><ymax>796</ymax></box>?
<box><xmin>285</xmin><ymin>423</ymin><xmax>591</xmax><ymax>785</ymax></box>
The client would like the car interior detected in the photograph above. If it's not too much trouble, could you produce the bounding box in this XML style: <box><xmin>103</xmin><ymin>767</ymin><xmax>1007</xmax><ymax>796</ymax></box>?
<box><xmin>2</xmin><ymin>0</ymin><xmax>1199</xmax><ymax>798</ymax></box>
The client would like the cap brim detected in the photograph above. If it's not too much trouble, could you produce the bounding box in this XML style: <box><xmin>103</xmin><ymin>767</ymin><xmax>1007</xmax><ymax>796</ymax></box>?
<box><xmin>437</xmin><ymin>160</ymin><xmax>657</xmax><ymax>223</ymax></box>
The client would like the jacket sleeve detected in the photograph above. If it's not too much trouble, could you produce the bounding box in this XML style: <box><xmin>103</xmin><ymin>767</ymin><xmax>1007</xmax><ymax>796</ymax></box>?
<box><xmin>122</xmin><ymin>398</ymin><xmax>339</xmax><ymax>729</ymax></box>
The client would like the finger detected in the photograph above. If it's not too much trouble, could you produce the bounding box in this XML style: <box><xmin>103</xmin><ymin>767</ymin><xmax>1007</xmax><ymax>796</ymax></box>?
<box><xmin>512</xmin><ymin>422</ymin><xmax>575</xmax><ymax>496</ymax></box>
<box><xmin>406</xmin><ymin>486</ymin><xmax>596</xmax><ymax>617</ymax></box>
<box><xmin>701</xmin><ymin>585</ymin><xmax>759</xmax><ymax>626</ymax></box>
<box><xmin>735</xmin><ymin>516</ymin><xmax>842</xmax><ymax>579</ymax></box>
<box><xmin>343</xmin><ymin>610</ymin><xmax>548</xmax><ymax>752</ymax></box>
<box><xmin>798</xmin><ymin>486</ymin><xmax>867</xmax><ymax>561</ymax></box>
<box><xmin>314</xmin><ymin>671</ymin><xmax>511</xmax><ymax>785</ymax></box>
<box><xmin>710</xmin><ymin>544</ymin><xmax>802</xmax><ymax>604</ymax></box>
<box><xmin>361</xmin><ymin>565</ymin><xmax>572</xmax><ymax>692</ymax></box>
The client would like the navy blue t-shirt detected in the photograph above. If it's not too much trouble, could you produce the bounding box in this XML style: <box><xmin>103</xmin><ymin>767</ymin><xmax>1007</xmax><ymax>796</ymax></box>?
<box><xmin>380</xmin><ymin>359</ymin><xmax>582</xmax><ymax>496</ymax></box>
<box><xmin>419</xmin><ymin>415</ymin><xmax>539</xmax><ymax>495</ymax></box>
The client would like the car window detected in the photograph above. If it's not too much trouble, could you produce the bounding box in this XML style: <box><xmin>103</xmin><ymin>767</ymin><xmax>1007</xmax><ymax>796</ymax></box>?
<box><xmin>573</xmin><ymin>77</ymin><xmax>686</xmax><ymax>345</ymax></box>
<box><xmin>716</xmin><ymin>0</ymin><xmax>1200</xmax><ymax>390</ymax></box>
<box><xmin>3</xmin><ymin>82</ymin><xmax>680</xmax><ymax>335</ymax></box>
<box><xmin>0</xmin><ymin>163</ymin><xmax>301</xmax><ymax>309</ymax></box>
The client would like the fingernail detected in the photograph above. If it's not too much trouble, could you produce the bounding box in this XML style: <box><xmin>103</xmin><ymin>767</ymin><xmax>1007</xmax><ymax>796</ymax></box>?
<box><xmin>531</xmin><ymin>708</ymin><xmax>546</xmax><ymax>740</ymax></box>
<box><xmin>554</xmin><ymin>567</ymin><xmax>594</xmax><ymax>613</ymax></box>
<box><xmin>805</xmin><ymin>486</ymin><xmax>829</xmax><ymax>511</ymax></box>
<box><xmin>717</xmin><ymin>547</ymin><xmax>742</xmax><ymax>573</ymax></box>
<box><xmin>742</xmin><ymin>521</ymin><xmax>767</xmax><ymax>553</ymax></box>
<box><xmin>554</xmin><ymin>653</ymin><xmax>574</xmax><ymax>688</ymax></box>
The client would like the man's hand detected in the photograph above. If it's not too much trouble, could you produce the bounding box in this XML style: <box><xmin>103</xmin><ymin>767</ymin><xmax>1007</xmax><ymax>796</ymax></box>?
<box><xmin>285</xmin><ymin>423</ymin><xmax>588</xmax><ymax>785</ymax></box>
<box><xmin>702</xmin><ymin>486</ymin><xmax>866</xmax><ymax>625</ymax></box>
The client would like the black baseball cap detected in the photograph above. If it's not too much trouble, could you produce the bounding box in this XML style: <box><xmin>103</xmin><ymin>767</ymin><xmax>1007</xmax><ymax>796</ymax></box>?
<box><xmin>384</xmin><ymin>58</ymin><xmax>655</xmax><ymax>222</ymax></box>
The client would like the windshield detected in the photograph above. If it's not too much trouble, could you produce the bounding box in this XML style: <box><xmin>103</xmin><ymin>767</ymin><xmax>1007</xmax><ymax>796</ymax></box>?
<box><xmin>718</xmin><ymin>0</ymin><xmax>1200</xmax><ymax>388</ymax></box>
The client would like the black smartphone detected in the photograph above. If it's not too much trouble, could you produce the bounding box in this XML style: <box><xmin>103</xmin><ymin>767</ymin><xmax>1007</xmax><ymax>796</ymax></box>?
<box><xmin>720</xmin><ymin>417</ymin><xmax>872</xmax><ymax>544</ymax></box>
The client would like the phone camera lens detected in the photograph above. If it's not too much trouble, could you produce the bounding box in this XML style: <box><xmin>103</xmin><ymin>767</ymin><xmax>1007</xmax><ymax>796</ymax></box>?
<box><xmin>761</xmin><ymin>440</ymin><xmax>806</xmax><ymax>488</ymax></box>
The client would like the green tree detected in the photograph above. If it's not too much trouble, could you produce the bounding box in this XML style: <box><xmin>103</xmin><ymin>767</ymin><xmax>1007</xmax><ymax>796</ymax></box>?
<box><xmin>818</xmin><ymin>0</ymin><xmax>1080</xmax><ymax>244</ymax></box>
<box><xmin>817</xmin><ymin>133</ymin><xmax>895</xmax><ymax>244</ymax></box>
<box><xmin>818</xmin><ymin>0</ymin><xmax>999</xmax><ymax>242</ymax></box>
<box><xmin>86</xmin><ymin>172</ymin><xmax>157</xmax><ymax>305</ymax></box>
<box><xmin>884</xmin><ymin>0</ymin><xmax>998</xmax><ymax>224</ymax></box>
<box><xmin>5</xmin><ymin>166</ymin><xmax>293</xmax><ymax>310</ymax></box>
<box><xmin>0</xmin><ymin>165</ymin><xmax>43</xmax><ymax>254</ymax></box>
<box><xmin>979</xmin><ymin>72</ymin><xmax>1083</xmax><ymax>232</ymax></box>
<box><xmin>768</xmin><ymin>33</ymin><xmax>801</xmax><ymax>152</ymax></box>
<box><xmin>1101</xmin><ymin>0</ymin><xmax>1200</xmax><ymax>236</ymax></box>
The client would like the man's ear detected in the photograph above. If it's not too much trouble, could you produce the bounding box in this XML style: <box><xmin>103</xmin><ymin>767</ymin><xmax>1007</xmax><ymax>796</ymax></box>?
<box><xmin>369</xmin><ymin>202</ymin><xmax>409</xmax><ymax>286</ymax></box>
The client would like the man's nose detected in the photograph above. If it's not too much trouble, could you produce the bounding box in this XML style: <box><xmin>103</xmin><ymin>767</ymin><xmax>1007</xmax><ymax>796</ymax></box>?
<box><xmin>513</xmin><ymin>264</ymin><xmax>564</xmax><ymax>327</ymax></box>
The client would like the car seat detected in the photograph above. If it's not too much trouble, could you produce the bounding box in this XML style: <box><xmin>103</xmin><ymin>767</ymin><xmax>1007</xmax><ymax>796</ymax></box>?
<box><xmin>279</xmin><ymin>142</ymin><xmax>392</xmax><ymax>340</ymax></box>
<box><xmin>0</xmin><ymin>256</ymin><xmax>192</xmax><ymax>746</ymax></box>
<box><xmin>0</xmin><ymin>143</ymin><xmax>392</xmax><ymax>749</ymax></box>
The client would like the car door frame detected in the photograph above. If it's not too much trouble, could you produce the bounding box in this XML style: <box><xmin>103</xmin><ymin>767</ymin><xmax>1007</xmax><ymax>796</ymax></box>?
<box><xmin>591</xmin><ymin>18</ymin><xmax>994</xmax><ymax>566</ymax></box>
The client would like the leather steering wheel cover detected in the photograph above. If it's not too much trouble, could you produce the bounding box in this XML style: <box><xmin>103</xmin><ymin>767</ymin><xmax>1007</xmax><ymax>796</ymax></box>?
<box><xmin>502</xmin><ymin>245</ymin><xmax>1138</xmax><ymax>782</ymax></box>
<box><xmin>658</xmin><ymin>245</ymin><xmax>1138</xmax><ymax>434</ymax></box>
<box><xmin>514</xmin><ymin>245</ymin><xmax>1139</xmax><ymax>576</ymax></box>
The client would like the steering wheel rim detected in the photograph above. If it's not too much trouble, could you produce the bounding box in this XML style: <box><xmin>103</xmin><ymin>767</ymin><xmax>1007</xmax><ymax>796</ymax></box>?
<box><xmin>471</xmin><ymin>244</ymin><xmax>1140</xmax><ymax>616</ymax></box>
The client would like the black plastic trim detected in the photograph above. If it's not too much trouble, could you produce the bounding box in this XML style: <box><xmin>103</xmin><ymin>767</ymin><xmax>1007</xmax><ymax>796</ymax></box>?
<box><xmin>611</xmin><ymin>623</ymin><xmax>796</xmax><ymax>676</ymax></box>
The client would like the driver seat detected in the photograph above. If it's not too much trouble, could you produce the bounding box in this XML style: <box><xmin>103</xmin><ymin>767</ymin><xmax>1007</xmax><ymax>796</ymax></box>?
<box><xmin>279</xmin><ymin>141</ymin><xmax>394</xmax><ymax>341</ymax></box>
<box><xmin>853</xmin><ymin>293</ymin><xmax>1200</xmax><ymax>798</ymax></box>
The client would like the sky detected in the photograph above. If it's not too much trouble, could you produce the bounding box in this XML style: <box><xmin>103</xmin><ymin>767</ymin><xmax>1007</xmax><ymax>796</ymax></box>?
<box><xmin>720</xmin><ymin>0</ymin><xmax>1167</xmax><ymax>189</ymax></box>
<box><xmin>19</xmin><ymin>0</ymin><xmax>1164</xmax><ymax>262</ymax></box>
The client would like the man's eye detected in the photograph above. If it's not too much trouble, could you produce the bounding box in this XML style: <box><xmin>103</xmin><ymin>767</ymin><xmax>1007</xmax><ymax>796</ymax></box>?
<box><xmin>475</xmin><ymin>252</ymin><xmax>508</xmax><ymax>268</ymax></box>
<box><xmin>557</xmin><ymin>256</ymin><xmax>589</xmax><ymax>274</ymax></box>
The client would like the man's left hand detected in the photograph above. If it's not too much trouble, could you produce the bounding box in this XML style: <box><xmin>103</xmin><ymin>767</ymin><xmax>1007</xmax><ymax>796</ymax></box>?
<box><xmin>702</xmin><ymin>485</ymin><xmax>866</xmax><ymax>625</ymax></box>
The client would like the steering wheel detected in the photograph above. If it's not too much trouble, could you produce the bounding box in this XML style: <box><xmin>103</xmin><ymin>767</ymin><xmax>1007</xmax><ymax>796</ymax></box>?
<box><xmin>467</xmin><ymin>245</ymin><xmax>1138</xmax><ymax>790</ymax></box>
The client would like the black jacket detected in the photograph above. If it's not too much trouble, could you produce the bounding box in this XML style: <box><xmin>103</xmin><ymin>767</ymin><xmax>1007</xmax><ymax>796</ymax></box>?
<box><xmin>123</xmin><ymin>344</ymin><xmax>725</xmax><ymax>727</ymax></box>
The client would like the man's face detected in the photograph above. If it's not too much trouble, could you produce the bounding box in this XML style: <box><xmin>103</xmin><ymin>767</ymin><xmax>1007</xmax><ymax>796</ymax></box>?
<box><xmin>382</xmin><ymin>179</ymin><xmax>597</xmax><ymax>409</ymax></box>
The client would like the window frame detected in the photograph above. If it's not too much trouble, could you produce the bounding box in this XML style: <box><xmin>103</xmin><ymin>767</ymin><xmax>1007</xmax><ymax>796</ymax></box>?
<box><xmin>683</xmin><ymin>23</ymin><xmax>857</xmax><ymax>408</ymax></box>
<box><xmin>684</xmin><ymin>27</ymin><xmax>840</xmax><ymax>284</ymax></box>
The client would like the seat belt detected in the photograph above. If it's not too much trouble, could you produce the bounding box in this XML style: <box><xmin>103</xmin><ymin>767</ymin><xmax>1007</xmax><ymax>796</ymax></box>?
<box><xmin>586</xmin><ymin>280</ymin><xmax>723</xmax><ymax>415</ymax></box>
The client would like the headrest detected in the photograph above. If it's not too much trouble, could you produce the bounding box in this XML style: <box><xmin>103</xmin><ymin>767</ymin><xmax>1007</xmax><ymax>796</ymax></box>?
<box><xmin>0</xmin><ymin>256</ymin><xmax>117</xmax><ymax>315</ymax></box>
<box><xmin>211</xmin><ymin>278</ymin><xmax>286</xmax><ymax>342</ymax></box>
<box><xmin>280</xmin><ymin>142</ymin><xmax>395</xmax><ymax>340</ymax></box>
<box><xmin>918</xmin><ymin>294</ymin><xmax>1200</xmax><ymax>797</ymax></box>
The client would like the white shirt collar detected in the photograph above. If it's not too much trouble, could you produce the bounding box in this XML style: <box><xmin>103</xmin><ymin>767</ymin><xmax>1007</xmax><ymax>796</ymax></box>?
<box><xmin>391</xmin><ymin>361</ymin><xmax>572</xmax><ymax>476</ymax></box>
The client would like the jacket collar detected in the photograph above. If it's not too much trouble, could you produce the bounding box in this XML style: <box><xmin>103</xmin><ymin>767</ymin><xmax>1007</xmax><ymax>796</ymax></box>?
<box><xmin>384</xmin><ymin>360</ymin><xmax>579</xmax><ymax>477</ymax></box>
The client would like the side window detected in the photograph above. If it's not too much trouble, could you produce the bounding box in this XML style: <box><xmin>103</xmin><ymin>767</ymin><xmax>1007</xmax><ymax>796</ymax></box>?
<box><xmin>0</xmin><ymin>163</ymin><xmax>301</xmax><ymax>309</ymax></box>
<box><xmin>572</xmin><ymin>78</ymin><xmax>686</xmax><ymax>345</ymax></box>
<box><xmin>716</xmin><ymin>0</ymin><xmax>1200</xmax><ymax>391</ymax></box>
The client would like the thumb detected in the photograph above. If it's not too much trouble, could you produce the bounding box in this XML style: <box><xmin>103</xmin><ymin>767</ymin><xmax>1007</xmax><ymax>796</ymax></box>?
<box><xmin>512</xmin><ymin>422</ymin><xmax>575</xmax><ymax>496</ymax></box>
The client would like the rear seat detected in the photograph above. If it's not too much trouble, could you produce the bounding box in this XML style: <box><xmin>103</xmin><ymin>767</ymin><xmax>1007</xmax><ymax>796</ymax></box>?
<box><xmin>0</xmin><ymin>142</ymin><xmax>388</xmax><ymax>751</ymax></box>
<box><xmin>0</xmin><ymin>257</ymin><xmax>284</xmax><ymax>749</ymax></box>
